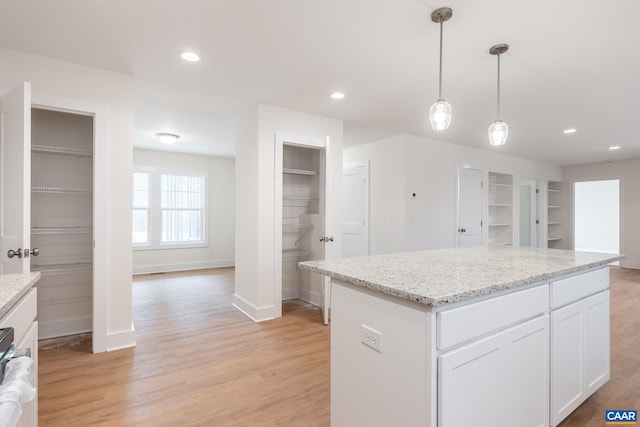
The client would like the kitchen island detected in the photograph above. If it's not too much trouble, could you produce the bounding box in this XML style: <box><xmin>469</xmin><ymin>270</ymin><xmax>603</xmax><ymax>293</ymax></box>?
<box><xmin>299</xmin><ymin>246</ymin><xmax>623</xmax><ymax>427</ymax></box>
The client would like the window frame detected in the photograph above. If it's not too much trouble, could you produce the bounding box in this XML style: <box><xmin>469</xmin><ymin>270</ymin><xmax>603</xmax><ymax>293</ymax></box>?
<box><xmin>132</xmin><ymin>167</ymin><xmax>208</xmax><ymax>251</ymax></box>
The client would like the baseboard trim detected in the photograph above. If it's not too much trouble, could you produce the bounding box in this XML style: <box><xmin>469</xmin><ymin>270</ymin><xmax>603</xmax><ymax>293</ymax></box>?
<box><xmin>133</xmin><ymin>259</ymin><xmax>235</xmax><ymax>275</ymax></box>
<box><xmin>232</xmin><ymin>293</ymin><xmax>276</xmax><ymax>322</ymax></box>
<box><xmin>105</xmin><ymin>325</ymin><xmax>136</xmax><ymax>352</ymax></box>
<box><xmin>620</xmin><ymin>260</ymin><xmax>640</xmax><ymax>270</ymax></box>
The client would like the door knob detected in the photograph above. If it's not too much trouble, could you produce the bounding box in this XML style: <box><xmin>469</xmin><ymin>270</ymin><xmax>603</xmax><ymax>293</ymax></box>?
<box><xmin>7</xmin><ymin>248</ymin><xmax>22</xmax><ymax>259</ymax></box>
<box><xmin>30</xmin><ymin>248</ymin><xmax>39</xmax><ymax>257</ymax></box>
<box><xmin>319</xmin><ymin>236</ymin><xmax>335</xmax><ymax>242</ymax></box>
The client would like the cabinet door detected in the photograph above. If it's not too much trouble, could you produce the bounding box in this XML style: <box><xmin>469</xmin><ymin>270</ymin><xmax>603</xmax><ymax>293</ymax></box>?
<box><xmin>501</xmin><ymin>316</ymin><xmax>549</xmax><ymax>427</ymax></box>
<box><xmin>584</xmin><ymin>291</ymin><xmax>610</xmax><ymax>395</ymax></box>
<box><xmin>439</xmin><ymin>333</ymin><xmax>501</xmax><ymax>427</ymax></box>
<box><xmin>551</xmin><ymin>302</ymin><xmax>585</xmax><ymax>425</ymax></box>
<box><xmin>16</xmin><ymin>321</ymin><xmax>38</xmax><ymax>427</ymax></box>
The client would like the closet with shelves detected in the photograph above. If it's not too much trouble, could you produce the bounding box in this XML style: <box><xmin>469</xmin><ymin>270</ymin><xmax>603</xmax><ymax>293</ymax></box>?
<box><xmin>30</xmin><ymin>108</ymin><xmax>94</xmax><ymax>338</ymax></box>
<box><xmin>281</xmin><ymin>145</ymin><xmax>322</xmax><ymax>303</ymax></box>
<box><xmin>487</xmin><ymin>172</ymin><xmax>514</xmax><ymax>246</ymax></box>
<box><xmin>547</xmin><ymin>180</ymin><xmax>564</xmax><ymax>248</ymax></box>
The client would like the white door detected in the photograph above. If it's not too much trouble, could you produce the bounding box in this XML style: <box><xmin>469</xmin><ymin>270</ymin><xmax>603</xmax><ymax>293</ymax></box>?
<box><xmin>0</xmin><ymin>83</ymin><xmax>32</xmax><ymax>274</ymax></box>
<box><xmin>320</xmin><ymin>137</ymin><xmax>336</xmax><ymax>325</ymax></box>
<box><xmin>342</xmin><ymin>163</ymin><xmax>368</xmax><ymax>258</ymax></box>
<box><xmin>457</xmin><ymin>168</ymin><xmax>483</xmax><ymax>247</ymax></box>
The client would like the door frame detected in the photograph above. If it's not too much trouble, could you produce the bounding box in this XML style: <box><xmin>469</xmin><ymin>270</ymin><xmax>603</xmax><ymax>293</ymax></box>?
<box><xmin>274</xmin><ymin>132</ymin><xmax>327</xmax><ymax>319</ymax></box>
<box><xmin>32</xmin><ymin>93</ymin><xmax>110</xmax><ymax>353</ymax></box>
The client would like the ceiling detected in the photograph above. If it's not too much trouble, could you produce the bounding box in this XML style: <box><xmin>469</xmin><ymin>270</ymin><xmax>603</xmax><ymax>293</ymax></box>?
<box><xmin>1</xmin><ymin>0</ymin><xmax>639</xmax><ymax>166</ymax></box>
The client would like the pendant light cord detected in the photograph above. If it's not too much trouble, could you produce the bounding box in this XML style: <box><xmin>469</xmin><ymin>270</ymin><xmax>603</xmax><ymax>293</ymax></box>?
<box><xmin>438</xmin><ymin>18</ymin><xmax>444</xmax><ymax>100</ymax></box>
<box><xmin>496</xmin><ymin>52</ymin><xmax>501</xmax><ymax>120</ymax></box>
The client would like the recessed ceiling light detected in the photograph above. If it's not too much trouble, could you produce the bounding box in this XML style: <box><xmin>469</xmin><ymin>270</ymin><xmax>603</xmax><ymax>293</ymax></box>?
<box><xmin>609</xmin><ymin>145</ymin><xmax>620</xmax><ymax>150</ymax></box>
<box><xmin>156</xmin><ymin>132</ymin><xmax>180</xmax><ymax>144</ymax></box>
<box><xmin>180</xmin><ymin>51</ymin><xmax>200</xmax><ymax>62</ymax></box>
<box><xmin>330</xmin><ymin>92</ymin><xmax>345</xmax><ymax>100</ymax></box>
<box><xmin>563</xmin><ymin>128</ymin><xmax>577</xmax><ymax>134</ymax></box>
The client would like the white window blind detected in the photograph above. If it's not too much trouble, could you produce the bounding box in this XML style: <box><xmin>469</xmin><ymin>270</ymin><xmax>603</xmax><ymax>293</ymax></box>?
<box><xmin>132</xmin><ymin>172</ymin><xmax>150</xmax><ymax>244</ymax></box>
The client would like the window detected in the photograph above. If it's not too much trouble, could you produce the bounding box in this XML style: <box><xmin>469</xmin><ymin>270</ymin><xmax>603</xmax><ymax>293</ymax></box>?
<box><xmin>132</xmin><ymin>172</ymin><xmax>150</xmax><ymax>244</ymax></box>
<box><xmin>132</xmin><ymin>169</ymin><xmax>207</xmax><ymax>249</ymax></box>
<box><xmin>161</xmin><ymin>174</ymin><xmax>204</xmax><ymax>243</ymax></box>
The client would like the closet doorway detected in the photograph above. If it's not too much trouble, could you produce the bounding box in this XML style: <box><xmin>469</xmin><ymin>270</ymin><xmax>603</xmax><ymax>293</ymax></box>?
<box><xmin>573</xmin><ymin>179</ymin><xmax>620</xmax><ymax>254</ymax></box>
<box><xmin>274</xmin><ymin>134</ymin><xmax>336</xmax><ymax>324</ymax></box>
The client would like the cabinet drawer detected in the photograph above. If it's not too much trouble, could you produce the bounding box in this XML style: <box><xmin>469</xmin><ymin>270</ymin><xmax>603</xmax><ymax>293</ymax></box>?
<box><xmin>0</xmin><ymin>287</ymin><xmax>37</xmax><ymax>343</ymax></box>
<box><xmin>437</xmin><ymin>284</ymin><xmax>548</xmax><ymax>350</ymax></box>
<box><xmin>551</xmin><ymin>268</ymin><xmax>608</xmax><ymax>309</ymax></box>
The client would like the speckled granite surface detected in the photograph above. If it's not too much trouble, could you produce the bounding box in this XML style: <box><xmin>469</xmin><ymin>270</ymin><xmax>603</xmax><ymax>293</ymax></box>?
<box><xmin>299</xmin><ymin>247</ymin><xmax>623</xmax><ymax>306</ymax></box>
<box><xmin>0</xmin><ymin>272</ymin><xmax>40</xmax><ymax>318</ymax></box>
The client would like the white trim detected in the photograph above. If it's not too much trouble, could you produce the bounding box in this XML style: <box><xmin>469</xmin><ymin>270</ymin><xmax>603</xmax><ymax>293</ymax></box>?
<box><xmin>105</xmin><ymin>326</ymin><xmax>136</xmax><ymax>352</ymax></box>
<box><xmin>132</xmin><ymin>259</ymin><xmax>234</xmax><ymax>275</ymax></box>
<box><xmin>232</xmin><ymin>293</ymin><xmax>277</xmax><ymax>322</ymax></box>
<box><xmin>31</xmin><ymin>92</ymin><xmax>115</xmax><ymax>353</ymax></box>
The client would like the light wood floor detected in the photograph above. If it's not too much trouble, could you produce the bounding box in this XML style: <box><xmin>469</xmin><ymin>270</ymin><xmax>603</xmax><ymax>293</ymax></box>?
<box><xmin>38</xmin><ymin>266</ymin><xmax>639</xmax><ymax>426</ymax></box>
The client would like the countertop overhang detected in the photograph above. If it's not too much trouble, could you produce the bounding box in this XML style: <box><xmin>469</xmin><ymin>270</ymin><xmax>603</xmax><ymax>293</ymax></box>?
<box><xmin>298</xmin><ymin>246</ymin><xmax>624</xmax><ymax>306</ymax></box>
<box><xmin>0</xmin><ymin>272</ymin><xmax>41</xmax><ymax>317</ymax></box>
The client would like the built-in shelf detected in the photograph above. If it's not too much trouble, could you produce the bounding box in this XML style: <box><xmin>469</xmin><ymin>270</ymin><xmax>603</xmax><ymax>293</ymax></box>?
<box><xmin>548</xmin><ymin>189</ymin><xmax>561</xmax><ymax>193</ymax></box>
<box><xmin>31</xmin><ymin>262</ymin><xmax>93</xmax><ymax>276</ymax></box>
<box><xmin>283</xmin><ymin>168</ymin><xmax>318</xmax><ymax>176</ymax></box>
<box><xmin>489</xmin><ymin>223</ymin><xmax>511</xmax><ymax>227</ymax></box>
<box><xmin>548</xmin><ymin>205</ymin><xmax>561</xmax><ymax>209</ymax></box>
<box><xmin>32</xmin><ymin>187</ymin><xmax>92</xmax><ymax>195</ymax></box>
<box><xmin>32</xmin><ymin>144</ymin><xmax>93</xmax><ymax>158</ymax></box>
<box><xmin>282</xmin><ymin>248</ymin><xmax>313</xmax><ymax>259</ymax></box>
<box><xmin>548</xmin><ymin>222</ymin><xmax>562</xmax><ymax>225</ymax></box>
<box><xmin>488</xmin><ymin>172</ymin><xmax>514</xmax><ymax>246</ymax></box>
<box><xmin>32</xmin><ymin>226</ymin><xmax>92</xmax><ymax>235</ymax></box>
<box><xmin>488</xmin><ymin>183</ymin><xmax>512</xmax><ymax>188</ymax></box>
<box><xmin>282</xmin><ymin>223</ymin><xmax>313</xmax><ymax>234</ymax></box>
<box><xmin>548</xmin><ymin>237</ymin><xmax>562</xmax><ymax>241</ymax></box>
<box><xmin>489</xmin><ymin>204</ymin><xmax>512</xmax><ymax>207</ymax></box>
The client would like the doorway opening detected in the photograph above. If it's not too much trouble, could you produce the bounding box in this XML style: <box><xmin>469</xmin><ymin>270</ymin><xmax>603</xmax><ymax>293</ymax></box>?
<box><xmin>573</xmin><ymin>179</ymin><xmax>620</xmax><ymax>254</ymax></box>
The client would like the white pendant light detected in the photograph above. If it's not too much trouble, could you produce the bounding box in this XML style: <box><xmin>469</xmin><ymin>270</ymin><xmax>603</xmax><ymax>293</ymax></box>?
<box><xmin>488</xmin><ymin>44</ymin><xmax>509</xmax><ymax>146</ymax></box>
<box><xmin>429</xmin><ymin>7</ymin><xmax>453</xmax><ymax>131</ymax></box>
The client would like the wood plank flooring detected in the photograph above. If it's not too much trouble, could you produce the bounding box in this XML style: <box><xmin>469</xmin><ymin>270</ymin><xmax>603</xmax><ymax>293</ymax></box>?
<box><xmin>38</xmin><ymin>266</ymin><xmax>639</xmax><ymax>426</ymax></box>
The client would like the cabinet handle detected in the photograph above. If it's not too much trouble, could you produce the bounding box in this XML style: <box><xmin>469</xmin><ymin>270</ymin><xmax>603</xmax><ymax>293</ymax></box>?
<box><xmin>7</xmin><ymin>248</ymin><xmax>22</xmax><ymax>259</ymax></box>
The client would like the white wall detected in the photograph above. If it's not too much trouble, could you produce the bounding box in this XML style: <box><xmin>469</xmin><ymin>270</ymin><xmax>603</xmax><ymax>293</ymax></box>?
<box><xmin>345</xmin><ymin>134</ymin><xmax>563</xmax><ymax>254</ymax></box>
<box><xmin>234</xmin><ymin>104</ymin><xmax>343</xmax><ymax>321</ymax></box>
<box><xmin>132</xmin><ymin>149</ymin><xmax>235</xmax><ymax>274</ymax></box>
<box><xmin>563</xmin><ymin>159</ymin><xmax>638</xmax><ymax>268</ymax></box>
<box><xmin>0</xmin><ymin>48</ymin><xmax>134</xmax><ymax>351</ymax></box>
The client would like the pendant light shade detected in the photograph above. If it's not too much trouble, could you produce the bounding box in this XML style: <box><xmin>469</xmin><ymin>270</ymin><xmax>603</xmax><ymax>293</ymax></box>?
<box><xmin>488</xmin><ymin>44</ymin><xmax>509</xmax><ymax>146</ymax></box>
<box><xmin>429</xmin><ymin>7</ymin><xmax>453</xmax><ymax>131</ymax></box>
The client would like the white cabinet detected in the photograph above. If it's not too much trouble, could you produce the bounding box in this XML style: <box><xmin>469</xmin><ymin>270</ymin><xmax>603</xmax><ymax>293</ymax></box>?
<box><xmin>550</xmin><ymin>268</ymin><xmax>610</xmax><ymax>426</ymax></box>
<box><xmin>439</xmin><ymin>315</ymin><xmax>549</xmax><ymax>427</ymax></box>
<box><xmin>0</xmin><ymin>287</ymin><xmax>38</xmax><ymax>427</ymax></box>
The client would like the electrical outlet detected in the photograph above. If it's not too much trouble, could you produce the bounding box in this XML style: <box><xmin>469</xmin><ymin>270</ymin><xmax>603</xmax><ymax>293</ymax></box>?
<box><xmin>360</xmin><ymin>324</ymin><xmax>382</xmax><ymax>352</ymax></box>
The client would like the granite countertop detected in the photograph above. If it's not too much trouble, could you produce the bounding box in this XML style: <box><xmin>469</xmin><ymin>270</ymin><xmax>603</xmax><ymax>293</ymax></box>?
<box><xmin>0</xmin><ymin>272</ymin><xmax>41</xmax><ymax>318</ymax></box>
<box><xmin>299</xmin><ymin>246</ymin><xmax>624</xmax><ymax>306</ymax></box>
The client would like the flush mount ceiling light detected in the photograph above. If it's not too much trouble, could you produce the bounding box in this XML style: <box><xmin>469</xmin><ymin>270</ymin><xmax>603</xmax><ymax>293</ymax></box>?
<box><xmin>155</xmin><ymin>132</ymin><xmax>180</xmax><ymax>145</ymax></box>
<box><xmin>180</xmin><ymin>51</ymin><xmax>200</xmax><ymax>62</ymax></box>
<box><xmin>488</xmin><ymin>43</ymin><xmax>509</xmax><ymax>146</ymax></box>
<box><xmin>609</xmin><ymin>145</ymin><xmax>621</xmax><ymax>150</ymax></box>
<box><xmin>429</xmin><ymin>7</ymin><xmax>453</xmax><ymax>131</ymax></box>
<box><xmin>563</xmin><ymin>128</ymin><xmax>577</xmax><ymax>134</ymax></box>
<box><xmin>330</xmin><ymin>92</ymin><xmax>345</xmax><ymax>99</ymax></box>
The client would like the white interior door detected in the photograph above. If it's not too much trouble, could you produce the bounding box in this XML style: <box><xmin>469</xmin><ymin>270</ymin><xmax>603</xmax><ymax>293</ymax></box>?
<box><xmin>342</xmin><ymin>163</ymin><xmax>369</xmax><ymax>258</ymax></box>
<box><xmin>0</xmin><ymin>82</ymin><xmax>31</xmax><ymax>274</ymax></box>
<box><xmin>457</xmin><ymin>168</ymin><xmax>483</xmax><ymax>247</ymax></box>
